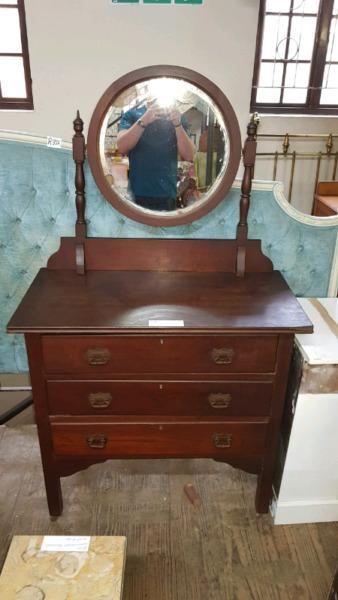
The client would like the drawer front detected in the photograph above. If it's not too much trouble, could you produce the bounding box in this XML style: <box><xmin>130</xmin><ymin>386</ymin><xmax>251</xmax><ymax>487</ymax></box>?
<box><xmin>47</xmin><ymin>380</ymin><xmax>273</xmax><ymax>416</ymax></box>
<box><xmin>42</xmin><ymin>335</ymin><xmax>278</xmax><ymax>374</ymax></box>
<box><xmin>51</xmin><ymin>419</ymin><xmax>269</xmax><ymax>458</ymax></box>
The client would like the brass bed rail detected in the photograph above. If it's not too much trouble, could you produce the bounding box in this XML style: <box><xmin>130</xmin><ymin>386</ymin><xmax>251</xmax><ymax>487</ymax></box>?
<box><xmin>255</xmin><ymin>125</ymin><xmax>338</xmax><ymax>205</ymax></box>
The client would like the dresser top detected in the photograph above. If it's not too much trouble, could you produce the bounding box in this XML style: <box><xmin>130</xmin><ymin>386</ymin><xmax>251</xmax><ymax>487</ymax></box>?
<box><xmin>7</xmin><ymin>269</ymin><xmax>313</xmax><ymax>334</ymax></box>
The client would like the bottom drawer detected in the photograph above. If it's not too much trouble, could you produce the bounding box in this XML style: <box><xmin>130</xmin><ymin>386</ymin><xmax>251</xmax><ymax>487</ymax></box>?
<box><xmin>51</xmin><ymin>417</ymin><xmax>269</xmax><ymax>459</ymax></box>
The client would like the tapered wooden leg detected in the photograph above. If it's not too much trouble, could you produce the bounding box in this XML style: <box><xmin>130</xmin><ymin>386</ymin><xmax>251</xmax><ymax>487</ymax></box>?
<box><xmin>255</xmin><ymin>463</ymin><xmax>274</xmax><ymax>514</ymax></box>
<box><xmin>25</xmin><ymin>335</ymin><xmax>64</xmax><ymax>517</ymax></box>
<box><xmin>255</xmin><ymin>336</ymin><xmax>295</xmax><ymax>514</ymax></box>
<box><xmin>43</xmin><ymin>469</ymin><xmax>63</xmax><ymax>517</ymax></box>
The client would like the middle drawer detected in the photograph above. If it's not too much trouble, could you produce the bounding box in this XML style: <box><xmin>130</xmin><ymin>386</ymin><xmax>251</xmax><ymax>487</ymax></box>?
<box><xmin>46</xmin><ymin>380</ymin><xmax>273</xmax><ymax>417</ymax></box>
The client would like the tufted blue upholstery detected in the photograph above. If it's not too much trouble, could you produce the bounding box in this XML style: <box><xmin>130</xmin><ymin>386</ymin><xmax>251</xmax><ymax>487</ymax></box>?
<box><xmin>0</xmin><ymin>139</ymin><xmax>337</xmax><ymax>373</ymax></box>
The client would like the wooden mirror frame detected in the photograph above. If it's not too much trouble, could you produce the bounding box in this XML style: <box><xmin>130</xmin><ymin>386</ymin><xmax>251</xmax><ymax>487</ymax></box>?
<box><xmin>87</xmin><ymin>65</ymin><xmax>242</xmax><ymax>227</ymax></box>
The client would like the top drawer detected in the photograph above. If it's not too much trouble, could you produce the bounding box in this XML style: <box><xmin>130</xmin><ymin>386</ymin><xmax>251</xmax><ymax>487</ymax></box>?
<box><xmin>41</xmin><ymin>335</ymin><xmax>278</xmax><ymax>375</ymax></box>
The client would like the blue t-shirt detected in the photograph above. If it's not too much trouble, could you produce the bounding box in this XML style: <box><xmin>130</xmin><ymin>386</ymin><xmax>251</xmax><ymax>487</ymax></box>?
<box><xmin>119</xmin><ymin>106</ymin><xmax>178</xmax><ymax>199</ymax></box>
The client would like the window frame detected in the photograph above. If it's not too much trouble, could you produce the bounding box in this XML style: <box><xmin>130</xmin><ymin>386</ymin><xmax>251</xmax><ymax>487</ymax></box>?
<box><xmin>0</xmin><ymin>0</ymin><xmax>33</xmax><ymax>110</ymax></box>
<box><xmin>251</xmin><ymin>0</ymin><xmax>338</xmax><ymax>115</ymax></box>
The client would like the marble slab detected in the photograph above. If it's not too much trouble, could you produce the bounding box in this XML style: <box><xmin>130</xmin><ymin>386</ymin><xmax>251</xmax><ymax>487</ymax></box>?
<box><xmin>0</xmin><ymin>535</ymin><xmax>126</xmax><ymax>599</ymax></box>
<box><xmin>296</xmin><ymin>298</ymin><xmax>338</xmax><ymax>365</ymax></box>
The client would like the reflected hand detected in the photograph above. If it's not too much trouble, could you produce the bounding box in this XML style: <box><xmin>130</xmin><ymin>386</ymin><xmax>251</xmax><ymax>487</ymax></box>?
<box><xmin>142</xmin><ymin>104</ymin><xmax>166</xmax><ymax>126</ymax></box>
<box><xmin>168</xmin><ymin>109</ymin><xmax>181</xmax><ymax>128</ymax></box>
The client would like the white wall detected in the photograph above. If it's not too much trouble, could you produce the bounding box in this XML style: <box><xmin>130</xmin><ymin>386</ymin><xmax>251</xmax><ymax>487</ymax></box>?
<box><xmin>1</xmin><ymin>0</ymin><xmax>337</xmax><ymax>215</ymax></box>
<box><xmin>0</xmin><ymin>0</ymin><xmax>260</xmax><ymax>141</ymax></box>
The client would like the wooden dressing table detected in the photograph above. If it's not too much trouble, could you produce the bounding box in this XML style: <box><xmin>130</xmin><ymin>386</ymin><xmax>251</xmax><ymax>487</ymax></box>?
<box><xmin>7</xmin><ymin>67</ymin><xmax>312</xmax><ymax>516</ymax></box>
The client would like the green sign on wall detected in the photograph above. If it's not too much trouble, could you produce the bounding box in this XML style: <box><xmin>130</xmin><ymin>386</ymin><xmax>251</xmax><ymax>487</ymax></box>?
<box><xmin>112</xmin><ymin>0</ymin><xmax>203</xmax><ymax>4</ymax></box>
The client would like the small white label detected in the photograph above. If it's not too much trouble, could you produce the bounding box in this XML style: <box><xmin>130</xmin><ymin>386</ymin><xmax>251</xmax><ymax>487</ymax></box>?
<box><xmin>41</xmin><ymin>536</ymin><xmax>90</xmax><ymax>552</ymax></box>
<box><xmin>148</xmin><ymin>319</ymin><xmax>184</xmax><ymax>327</ymax></box>
<box><xmin>46</xmin><ymin>136</ymin><xmax>62</xmax><ymax>148</ymax></box>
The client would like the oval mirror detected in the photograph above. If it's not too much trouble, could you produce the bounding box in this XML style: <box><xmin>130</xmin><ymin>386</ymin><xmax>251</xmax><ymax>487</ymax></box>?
<box><xmin>87</xmin><ymin>66</ymin><xmax>241</xmax><ymax>227</ymax></box>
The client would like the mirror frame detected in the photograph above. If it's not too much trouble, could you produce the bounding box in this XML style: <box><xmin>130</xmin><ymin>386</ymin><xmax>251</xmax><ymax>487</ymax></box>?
<box><xmin>87</xmin><ymin>65</ymin><xmax>242</xmax><ymax>227</ymax></box>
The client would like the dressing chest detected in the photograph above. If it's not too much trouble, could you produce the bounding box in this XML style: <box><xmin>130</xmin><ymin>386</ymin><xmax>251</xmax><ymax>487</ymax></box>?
<box><xmin>7</xmin><ymin>66</ymin><xmax>312</xmax><ymax>516</ymax></box>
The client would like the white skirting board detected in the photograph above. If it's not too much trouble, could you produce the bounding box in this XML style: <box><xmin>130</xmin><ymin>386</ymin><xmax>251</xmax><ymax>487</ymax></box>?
<box><xmin>271</xmin><ymin>497</ymin><xmax>338</xmax><ymax>525</ymax></box>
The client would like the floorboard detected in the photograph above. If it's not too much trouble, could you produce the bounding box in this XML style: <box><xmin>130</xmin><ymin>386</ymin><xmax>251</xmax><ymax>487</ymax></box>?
<box><xmin>0</xmin><ymin>425</ymin><xmax>337</xmax><ymax>600</ymax></box>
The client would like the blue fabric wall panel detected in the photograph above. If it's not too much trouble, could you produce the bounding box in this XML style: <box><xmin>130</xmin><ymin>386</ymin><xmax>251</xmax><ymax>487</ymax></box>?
<box><xmin>0</xmin><ymin>142</ymin><xmax>75</xmax><ymax>373</ymax></box>
<box><xmin>247</xmin><ymin>190</ymin><xmax>337</xmax><ymax>297</ymax></box>
<box><xmin>0</xmin><ymin>139</ymin><xmax>337</xmax><ymax>373</ymax></box>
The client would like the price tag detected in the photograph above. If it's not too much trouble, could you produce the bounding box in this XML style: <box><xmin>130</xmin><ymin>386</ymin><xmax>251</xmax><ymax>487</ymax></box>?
<box><xmin>46</xmin><ymin>136</ymin><xmax>62</xmax><ymax>148</ymax></box>
<box><xmin>41</xmin><ymin>536</ymin><xmax>90</xmax><ymax>552</ymax></box>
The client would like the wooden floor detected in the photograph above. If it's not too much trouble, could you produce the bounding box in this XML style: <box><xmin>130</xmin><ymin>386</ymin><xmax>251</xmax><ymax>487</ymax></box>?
<box><xmin>0</xmin><ymin>423</ymin><xmax>337</xmax><ymax>600</ymax></box>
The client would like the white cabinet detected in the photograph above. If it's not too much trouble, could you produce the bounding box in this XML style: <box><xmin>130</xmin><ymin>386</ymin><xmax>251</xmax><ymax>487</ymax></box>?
<box><xmin>273</xmin><ymin>299</ymin><xmax>338</xmax><ymax>524</ymax></box>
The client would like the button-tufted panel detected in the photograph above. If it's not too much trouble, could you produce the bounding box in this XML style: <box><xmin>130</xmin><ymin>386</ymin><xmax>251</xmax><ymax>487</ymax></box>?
<box><xmin>0</xmin><ymin>139</ymin><xmax>337</xmax><ymax>373</ymax></box>
<box><xmin>247</xmin><ymin>188</ymin><xmax>337</xmax><ymax>297</ymax></box>
<box><xmin>0</xmin><ymin>141</ymin><xmax>76</xmax><ymax>373</ymax></box>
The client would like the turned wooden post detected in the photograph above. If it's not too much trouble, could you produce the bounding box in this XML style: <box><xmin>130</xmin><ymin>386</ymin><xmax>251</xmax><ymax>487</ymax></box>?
<box><xmin>73</xmin><ymin>111</ymin><xmax>87</xmax><ymax>274</ymax></box>
<box><xmin>236</xmin><ymin>115</ymin><xmax>258</xmax><ymax>277</ymax></box>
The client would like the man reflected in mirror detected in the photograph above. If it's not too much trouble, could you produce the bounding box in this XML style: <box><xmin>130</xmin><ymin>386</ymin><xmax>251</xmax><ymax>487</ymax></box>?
<box><xmin>116</xmin><ymin>101</ymin><xmax>195</xmax><ymax>211</ymax></box>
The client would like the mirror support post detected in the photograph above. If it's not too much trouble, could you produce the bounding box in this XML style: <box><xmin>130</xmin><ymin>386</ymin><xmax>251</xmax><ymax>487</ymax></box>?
<box><xmin>73</xmin><ymin>111</ymin><xmax>87</xmax><ymax>275</ymax></box>
<box><xmin>236</xmin><ymin>116</ymin><xmax>257</xmax><ymax>277</ymax></box>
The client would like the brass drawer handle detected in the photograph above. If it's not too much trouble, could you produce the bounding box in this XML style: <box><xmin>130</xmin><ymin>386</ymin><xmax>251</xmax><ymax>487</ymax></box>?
<box><xmin>208</xmin><ymin>393</ymin><xmax>232</xmax><ymax>409</ymax></box>
<box><xmin>88</xmin><ymin>392</ymin><xmax>112</xmax><ymax>409</ymax></box>
<box><xmin>212</xmin><ymin>433</ymin><xmax>232</xmax><ymax>449</ymax></box>
<box><xmin>211</xmin><ymin>347</ymin><xmax>234</xmax><ymax>365</ymax></box>
<box><xmin>86</xmin><ymin>434</ymin><xmax>107</xmax><ymax>449</ymax></box>
<box><xmin>86</xmin><ymin>348</ymin><xmax>111</xmax><ymax>366</ymax></box>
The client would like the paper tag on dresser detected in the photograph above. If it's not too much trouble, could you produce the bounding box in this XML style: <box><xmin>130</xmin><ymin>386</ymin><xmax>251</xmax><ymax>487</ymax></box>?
<box><xmin>148</xmin><ymin>319</ymin><xmax>184</xmax><ymax>327</ymax></box>
<box><xmin>41</xmin><ymin>536</ymin><xmax>90</xmax><ymax>552</ymax></box>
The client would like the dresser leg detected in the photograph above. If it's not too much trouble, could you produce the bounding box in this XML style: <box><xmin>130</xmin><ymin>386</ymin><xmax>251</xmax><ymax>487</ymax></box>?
<box><xmin>255</xmin><ymin>465</ymin><xmax>273</xmax><ymax>514</ymax></box>
<box><xmin>44</xmin><ymin>471</ymin><xmax>63</xmax><ymax>517</ymax></box>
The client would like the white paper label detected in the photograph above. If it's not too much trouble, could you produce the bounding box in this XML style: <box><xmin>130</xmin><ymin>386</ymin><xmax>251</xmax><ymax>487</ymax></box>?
<box><xmin>41</xmin><ymin>536</ymin><xmax>90</xmax><ymax>552</ymax></box>
<box><xmin>46</xmin><ymin>136</ymin><xmax>62</xmax><ymax>148</ymax></box>
<box><xmin>148</xmin><ymin>319</ymin><xmax>184</xmax><ymax>327</ymax></box>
